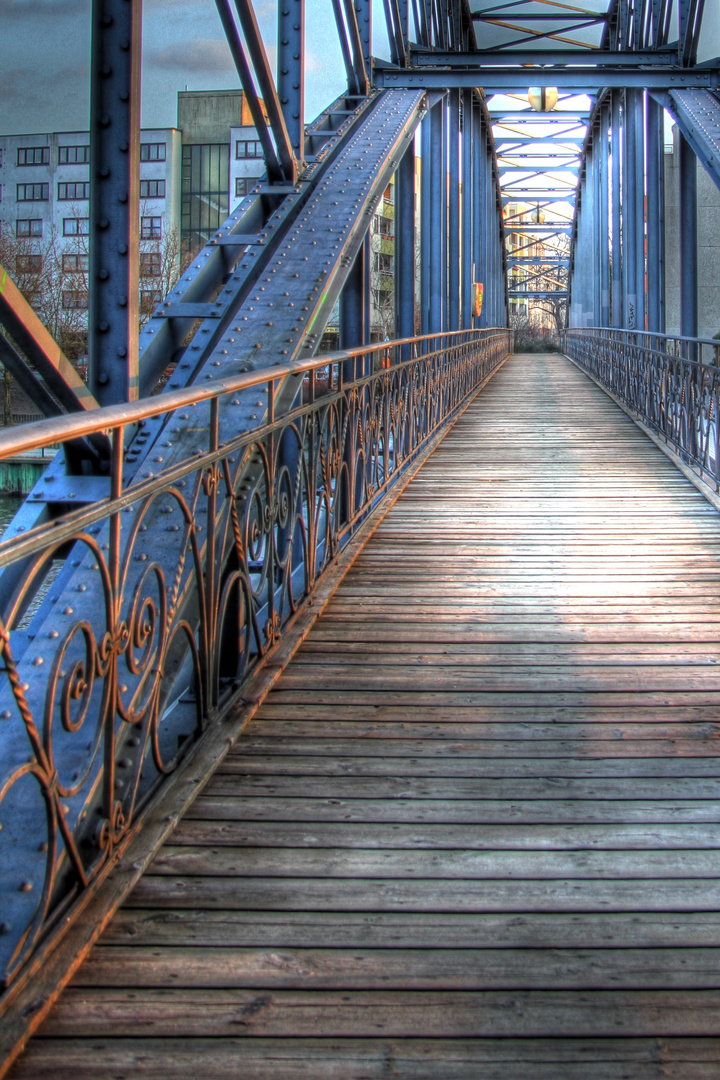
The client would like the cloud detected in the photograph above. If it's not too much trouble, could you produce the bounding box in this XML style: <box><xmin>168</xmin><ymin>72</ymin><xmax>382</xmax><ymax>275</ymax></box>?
<box><xmin>0</xmin><ymin>0</ymin><xmax>86</xmax><ymax>18</ymax></box>
<box><xmin>150</xmin><ymin>37</ymin><xmax>235</xmax><ymax>74</ymax></box>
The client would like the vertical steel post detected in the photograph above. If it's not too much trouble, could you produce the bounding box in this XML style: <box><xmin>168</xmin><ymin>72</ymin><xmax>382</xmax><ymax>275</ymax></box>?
<box><xmin>449</xmin><ymin>91</ymin><xmax>460</xmax><ymax>330</ymax></box>
<box><xmin>421</xmin><ymin>113</ymin><xmax>431</xmax><ymax>337</ymax></box>
<box><xmin>600</xmin><ymin>105</ymin><xmax>610</xmax><ymax>327</ymax></box>
<box><xmin>646</xmin><ymin>95</ymin><xmax>665</xmax><ymax>333</ymax></box>
<box><xmin>634</xmin><ymin>90</ymin><xmax>646</xmax><ymax>331</ymax></box>
<box><xmin>429</xmin><ymin>100</ymin><xmax>444</xmax><ymax>334</ymax></box>
<box><xmin>88</xmin><ymin>0</ymin><xmax>142</xmax><ymax>405</ymax></box>
<box><xmin>278</xmin><ymin>0</ymin><xmax>305</xmax><ymax>162</ymax></box>
<box><xmin>395</xmin><ymin>144</ymin><xmax>416</xmax><ymax>345</ymax></box>
<box><xmin>472</xmin><ymin>101</ymin><xmax>482</xmax><ymax>330</ymax></box>
<box><xmin>624</xmin><ymin>90</ymin><xmax>638</xmax><ymax>329</ymax></box>
<box><xmin>354</xmin><ymin>0</ymin><xmax>372</xmax><ymax>89</ymax></box>
<box><xmin>441</xmin><ymin>103</ymin><xmax>448</xmax><ymax>332</ymax></box>
<box><xmin>611</xmin><ymin>90</ymin><xmax>623</xmax><ymax>327</ymax></box>
<box><xmin>462</xmin><ymin>90</ymin><xmax>473</xmax><ymax>329</ymax></box>
<box><xmin>479</xmin><ymin>118</ymin><xmax>488</xmax><ymax>329</ymax></box>
<box><xmin>340</xmin><ymin>244</ymin><xmax>366</xmax><ymax>379</ymax></box>
<box><xmin>679</xmin><ymin>132</ymin><xmax>699</xmax><ymax>339</ymax></box>
<box><xmin>593</xmin><ymin>133</ymin><xmax>602</xmax><ymax>324</ymax></box>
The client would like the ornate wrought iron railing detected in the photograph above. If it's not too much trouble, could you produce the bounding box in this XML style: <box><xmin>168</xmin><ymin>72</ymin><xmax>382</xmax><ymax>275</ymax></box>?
<box><xmin>0</xmin><ymin>328</ymin><xmax>512</xmax><ymax>991</ymax></box>
<box><xmin>563</xmin><ymin>327</ymin><xmax>720</xmax><ymax>490</ymax></box>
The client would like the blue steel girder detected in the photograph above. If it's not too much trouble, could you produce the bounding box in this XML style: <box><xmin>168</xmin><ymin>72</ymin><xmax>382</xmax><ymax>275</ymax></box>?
<box><xmin>663</xmin><ymin>89</ymin><xmax>720</xmax><ymax>194</ymax></box>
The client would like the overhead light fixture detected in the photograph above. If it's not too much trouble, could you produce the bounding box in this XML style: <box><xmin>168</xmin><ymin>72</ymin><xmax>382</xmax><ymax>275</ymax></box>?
<box><xmin>528</xmin><ymin>87</ymin><xmax>559</xmax><ymax>112</ymax></box>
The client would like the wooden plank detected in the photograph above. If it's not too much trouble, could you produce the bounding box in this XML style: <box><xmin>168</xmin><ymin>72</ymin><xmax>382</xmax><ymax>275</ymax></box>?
<box><xmin>171</xmin><ymin>820</ymin><xmax>720</xmax><ymax>851</ymax></box>
<box><xmin>190</xmin><ymin>795</ymin><xmax>720</xmax><ymax>823</ymax></box>
<box><xmin>34</xmin><ymin>988</ymin><xmax>720</xmax><ymax>1038</ymax></box>
<box><xmin>100</xmin><ymin>909</ymin><xmax>720</xmax><ymax>949</ymax></box>
<box><xmin>10</xmin><ymin>1039</ymin><xmax>720</xmax><ymax>1080</ymax></box>
<box><xmin>146</xmin><ymin>845</ymin><xmax>720</xmax><ymax>879</ymax></box>
<box><xmin>127</xmin><ymin>876</ymin><xmax>720</xmax><ymax>911</ymax></box>
<box><xmin>71</xmin><ymin>945</ymin><xmax>720</xmax><ymax>990</ymax></box>
<box><xmin>216</xmin><ymin>754</ymin><xmax>720</xmax><ymax>777</ymax></box>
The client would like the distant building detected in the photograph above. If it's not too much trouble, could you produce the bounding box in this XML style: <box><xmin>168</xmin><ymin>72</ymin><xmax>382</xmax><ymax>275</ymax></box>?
<box><xmin>0</xmin><ymin>89</ymin><xmax>266</xmax><ymax>314</ymax></box>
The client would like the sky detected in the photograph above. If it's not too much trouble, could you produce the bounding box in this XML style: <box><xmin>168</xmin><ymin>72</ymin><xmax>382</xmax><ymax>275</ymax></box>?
<box><xmin>0</xmin><ymin>0</ymin><xmax>391</xmax><ymax>136</ymax></box>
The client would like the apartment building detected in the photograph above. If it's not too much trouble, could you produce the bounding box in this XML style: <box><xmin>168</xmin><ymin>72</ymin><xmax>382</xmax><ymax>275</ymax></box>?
<box><xmin>0</xmin><ymin>90</ymin><xmax>266</xmax><ymax>318</ymax></box>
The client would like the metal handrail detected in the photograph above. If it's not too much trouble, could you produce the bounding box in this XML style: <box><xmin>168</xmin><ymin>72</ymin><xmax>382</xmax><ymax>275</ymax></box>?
<box><xmin>0</xmin><ymin>328</ymin><xmax>513</xmax><ymax>992</ymax></box>
<box><xmin>0</xmin><ymin>331</ymin><xmax>491</xmax><ymax>458</ymax></box>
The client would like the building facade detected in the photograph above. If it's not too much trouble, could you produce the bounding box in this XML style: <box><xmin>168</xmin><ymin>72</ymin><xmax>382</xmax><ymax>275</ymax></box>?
<box><xmin>0</xmin><ymin>91</ymin><xmax>266</xmax><ymax>332</ymax></box>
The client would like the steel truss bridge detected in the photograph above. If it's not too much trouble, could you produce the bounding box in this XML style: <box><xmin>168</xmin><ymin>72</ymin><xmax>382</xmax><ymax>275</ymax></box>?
<box><xmin>2</xmin><ymin>0</ymin><xmax>720</xmax><ymax>1075</ymax></box>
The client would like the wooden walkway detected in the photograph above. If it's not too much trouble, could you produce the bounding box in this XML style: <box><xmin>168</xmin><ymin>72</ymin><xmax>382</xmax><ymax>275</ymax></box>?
<box><xmin>11</xmin><ymin>352</ymin><xmax>720</xmax><ymax>1078</ymax></box>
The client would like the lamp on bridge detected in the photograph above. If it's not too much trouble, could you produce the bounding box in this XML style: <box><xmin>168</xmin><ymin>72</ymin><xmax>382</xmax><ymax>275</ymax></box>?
<box><xmin>528</xmin><ymin>87</ymin><xmax>559</xmax><ymax>112</ymax></box>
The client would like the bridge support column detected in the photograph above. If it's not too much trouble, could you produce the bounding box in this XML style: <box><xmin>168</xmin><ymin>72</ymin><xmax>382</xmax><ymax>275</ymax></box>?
<box><xmin>679</xmin><ymin>132</ymin><xmax>699</xmax><ymax>341</ymax></box>
<box><xmin>478</xmin><ymin>116</ymin><xmax>488</xmax><ymax>329</ymax></box>
<box><xmin>600</xmin><ymin>103</ymin><xmax>611</xmax><ymax>327</ymax></box>
<box><xmin>646</xmin><ymin>95</ymin><xmax>665</xmax><ymax>334</ymax></box>
<box><xmin>395</xmin><ymin>142</ymin><xmax>416</xmax><ymax>348</ymax></box>
<box><xmin>461</xmin><ymin>91</ymin><xmax>473</xmax><ymax>329</ymax></box>
<box><xmin>592</xmin><ymin>126</ymin><xmax>603</xmax><ymax>325</ymax></box>
<box><xmin>611</xmin><ymin>90</ymin><xmax>623</xmax><ymax>327</ymax></box>
<box><xmin>623</xmin><ymin>90</ymin><xmax>639</xmax><ymax>330</ymax></box>
<box><xmin>421</xmin><ymin>112</ymin><xmax>430</xmax><ymax>339</ymax></box>
<box><xmin>449</xmin><ymin>90</ymin><xmax>460</xmax><ymax>330</ymax></box>
<box><xmin>277</xmin><ymin>0</ymin><xmax>305</xmax><ymax>162</ymax></box>
<box><xmin>340</xmin><ymin>242</ymin><xmax>368</xmax><ymax>378</ymax></box>
<box><xmin>429</xmin><ymin>98</ymin><xmax>445</xmax><ymax>335</ymax></box>
<box><xmin>632</xmin><ymin>90</ymin><xmax>646</xmax><ymax>331</ymax></box>
<box><xmin>88</xmin><ymin>0</ymin><xmax>142</xmax><ymax>405</ymax></box>
<box><xmin>472</xmin><ymin>102</ymin><xmax>482</xmax><ymax>330</ymax></box>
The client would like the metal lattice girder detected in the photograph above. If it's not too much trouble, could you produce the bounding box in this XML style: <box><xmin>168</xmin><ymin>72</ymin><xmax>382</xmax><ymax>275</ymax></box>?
<box><xmin>664</xmin><ymin>89</ymin><xmax>720</xmax><ymax>194</ymax></box>
<box><xmin>376</xmin><ymin>64</ymin><xmax>720</xmax><ymax>90</ymax></box>
<box><xmin>410</xmin><ymin>48</ymin><xmax>679</xmax><ymax>66</ymax></box>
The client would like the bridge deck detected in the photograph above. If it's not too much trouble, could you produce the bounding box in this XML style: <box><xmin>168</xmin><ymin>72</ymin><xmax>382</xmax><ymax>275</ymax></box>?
<box><xmin>11</xmin><ymin>353</ymin><xmax>720</xmax><ymax>1078</ymax></box>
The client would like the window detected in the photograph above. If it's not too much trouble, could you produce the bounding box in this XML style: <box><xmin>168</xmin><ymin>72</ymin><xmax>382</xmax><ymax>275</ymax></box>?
<box><xmin>62</xmin><ymin>253</ymin><xmax>89</xmax><ymax>272</ymax></box>
<box><xmin>140</xmin><ymin>252</ymin><xmax>161</xmax><ymax>277</ymax></box>
<box><xmin>140</xmin><ymin>179</ymin><xmax>165</xmax><ymax>198</ymax></box>
<box><xmin>16</xmin><ymin>219</ymin><xmax>42</xmax><ymax>237</ymax></box>
<box><xmin>181</xmin><ymin>143</ymin><xmax>229</xmax><ymax>258</ymax></box>
<box><xmin>141</xmin><ymin>216</ymin><xmax>162</xmax><ymax>239</ymax></box>
<box><xmin>141</xmin><ymin>142</ymin><xmax>166</xmax><ymax>162</ymax></box>
<box><xmin>17</xmin><ymin>147</ymin><xmax>49</xmax><ymax>166</ymax></box>
<box><xmin>58</xmin><ymin>181</ymin><xmax>90</xmax><ymax>201</ymax></box>
<box><xmin>235</xmin><ymin>177</ymin><xmax>252</xmax><ymax>198</ymax></box>
<box><xmin>16</xmin><ymin>254</ymin><xmax>42</xmax><ymax>274</ymax></box>
<box><xmin>236</xmin><ymin>140</ymin><xmax>263</xmax><ymax>159</ymax></box>
<box><xmin>59</xmin><ymin>145</ymin><xmax>89</xmax><ymax>164</ymax></box>
<box><xmin>140</xmin><ymin>290</ymin><xmax>158</xmax><ymax>315</ymax></box>
<box><xmin>62</xmin><ymin>290</ymin><xmax>88</xmax><ymax>310</ymax></box>
<box><xmin>63</xmin><ymin>217</ymin><xmax>89</xmax><ymax>236</ymax></box>
<box><xmin>17</xmin><ymin>183</ymin><xmax>49</xmax><ymax>202</ymax></box>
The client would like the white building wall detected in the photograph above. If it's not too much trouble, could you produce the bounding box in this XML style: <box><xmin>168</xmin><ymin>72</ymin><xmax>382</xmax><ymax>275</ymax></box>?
<box><xmin>229</xmin><ymin>125</ymin><xmax>266</xmax><ymax>205</ymax></box>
